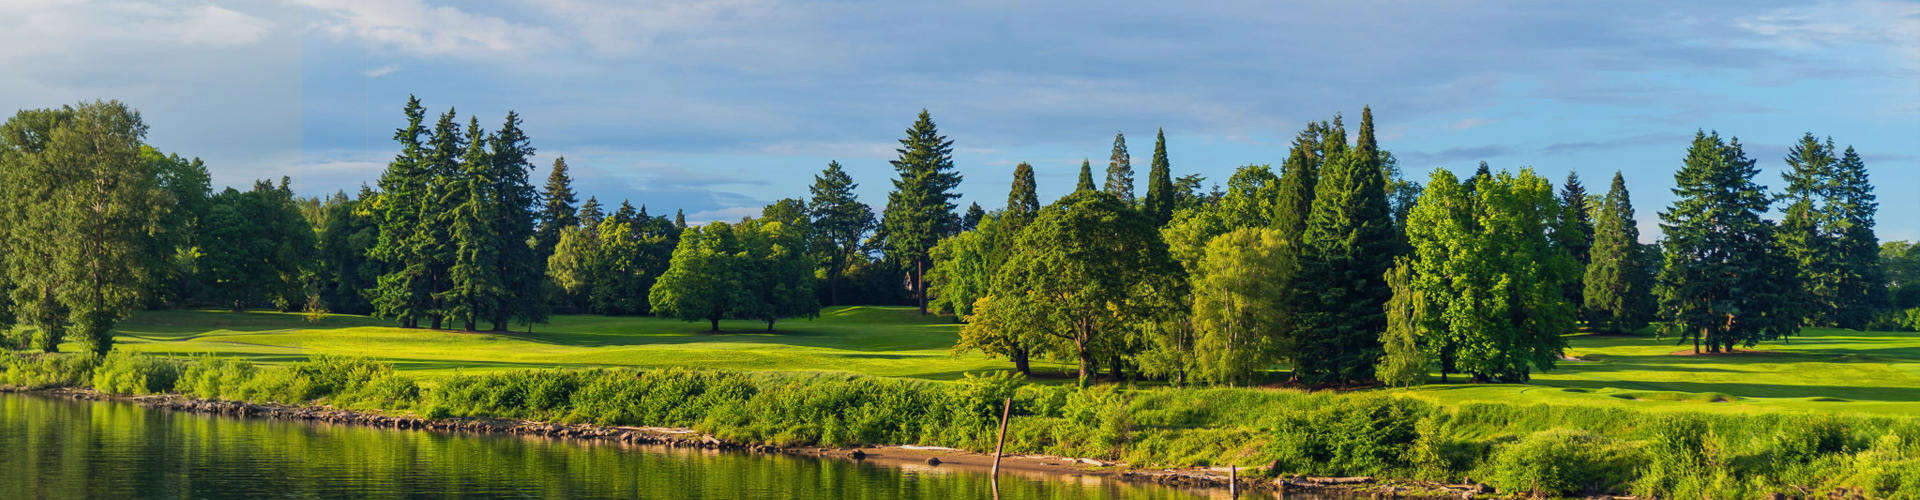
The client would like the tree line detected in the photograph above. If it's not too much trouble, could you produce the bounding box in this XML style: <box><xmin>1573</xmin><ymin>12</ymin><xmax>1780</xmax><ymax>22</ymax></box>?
<box><xmin>0</xmin><ymin>99</ymin><xmax>1893</xmax><ymax>378</ymax></box>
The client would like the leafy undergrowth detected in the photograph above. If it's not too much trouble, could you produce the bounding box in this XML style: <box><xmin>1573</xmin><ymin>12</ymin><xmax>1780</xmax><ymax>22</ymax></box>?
<box><xmin>6</xmin><ymin>350</ymin><xmax>1920</xmax><ymax>498</ymax></box>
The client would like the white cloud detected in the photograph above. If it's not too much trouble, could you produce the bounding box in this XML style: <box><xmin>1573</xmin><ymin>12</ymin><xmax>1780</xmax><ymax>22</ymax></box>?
<box><xmin>1736</xmin><ymin>0</ymin><xmax>1920</xmax><ymax>71</ymax></box>
<box><xmin>293</xmin><ymin>0</ymin><xmax>563</xmax><ymax>57</ymax></box>
<box><xmin>173</xmin><ymin>5</ymin><xmax>273</xmax><ymax>47</ymax></box>
<box><xmin>361</xmin><ymin>64</ymin><xmax>400</xmax><ymax>78</ymax></box>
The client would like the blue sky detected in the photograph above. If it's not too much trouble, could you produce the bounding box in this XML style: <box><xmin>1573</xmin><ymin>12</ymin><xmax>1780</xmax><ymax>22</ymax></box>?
<box><xmin>2</xmin><ymin>1</ymin><xmax>1916</xmax><ymax>239</ymax></box>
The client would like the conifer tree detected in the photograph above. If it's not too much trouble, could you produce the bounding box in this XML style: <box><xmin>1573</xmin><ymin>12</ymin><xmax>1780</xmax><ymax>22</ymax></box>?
<box><xmin>808</xmin><ymin>160</ymin><xmax>874</xmax><ymax>306</ymax></box>
<box><xmin>1555</xmin><ymin>172</ymin><xmax>1594</xmax><ymax>322</ymax></box>
<box><xmin>1777</xmin><ymin>133</ymin><xmax>1836</xmax><ymax>325</ymax></box>
<box><xmin>1007</xmin><ymin>162</ymin><xmax>1040</xmax><ymax>217</ymax></box>
<box><xmin>961</xmin><ymin>202</ymin><xmax>985</xmax><ymax>231</ymax></box>
<box><xmin>534</xmin><ymin>157</ymin><xmax>578</xmax><ymax>261</ymax></box>
<box><xmin>579</xmin><ymin>196</ymin><xmax>605</xmax><ymax>233</ymax></box>
<box><xmin>1143</xmin><ymin>129</ymin><xmax>1176</xmax><ymax>225</ymax></box>
<box><xmin>1293</xmin><ymin>107</ymin><xmax>1395</xmax><ymax>385</ymax></box>
<box><xmin>442</xmin><ymin>117</ymin><xmax>500</xmax><ymax>331</ymax></box>
<box><xmin>1585</xmin><ymin>172</ymin><xmax>1652</xmax><ymax>333</ymax></box>
<box><xmin>370</xmin><ymin>97</ymin><xmax>433</xmax><ymax>328</ymax></box>
<box><xmin>1076</xmin><ymin>159</ymin><xmax>1096</xmax><ymax>192</ymax></box>
<box><xmin>674</xmin><ymin>209</ymin><xmax>686</xmax><ymax>229</ymax></box>
<box><xmin>1830</xmin><ymin>145</ymin><xmax>1882</xmax><ymax>329</ymax></box>
<box><xmin>488</xmin><ymin>111</ymin><xmax>543</xmax><ymax>330</ymax></box>
<box><xmin>880</xmin><ymin>110</ymin><xmax>961</xmax><ymax>314</ymax></box>
<box><xmin>416</xmin><ymin>108</ymin><xmax>465</xmax><ymax>329</ymax></box>
<box><xmin>1273</xmin><ymin>124</ymin><xmax>1325</xmax><ymax>243</ymax></box>
<box><xmin>1105</xmin><ymin>132</ymin><xmax>1134</xmax><ymax>202</ymax></box>
<box><xmin>1658</xmin><ymin>132</ymin><xmax>1799</xmax><ymax>353</ymax></box>
<box><xmin>612</xmin><ymin>200</ymin><xmax>638</xmax><ymax>227</ymax></box>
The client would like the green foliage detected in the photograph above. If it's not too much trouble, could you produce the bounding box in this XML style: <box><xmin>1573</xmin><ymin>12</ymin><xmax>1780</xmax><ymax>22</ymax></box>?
<box><xmin>1585</xmin><ymin>171</ymin><xmax>1655</xmax><ymax>333</ymax></box>
<box><xmin>1142</xmin><ymin>129</ymin><xmax>1176</xmax><ymax>225</ymax></box>
<box><xmin>808</xmin><ymin>161</ymin><xmax>876</xmax><ymax>306</ymax></box>
<box><xmin>1188</xmin><ymin>227</ymin><xmax>1293</xmax><ymax>386</ymax></box>
<box><xmin>1294</xmin><ymin>107</ymin><xmax>1395</xmax><ymax>385</ymax></box>
<box><xmin>200</xmin><ymin>179</ymin><xmax>316</xmax><ymax>311</ymax></box>
<box><xmin>315</xmin><ymin>189</ymin><xmax>378</xmax><ymax>315</ymax></box>
<box><xmin>650</xmin><ymin>222</ymin><xmax>745</xmax><ymax>330</ymax></box>
<box><xmin>1075</xmin><ymin>159</ymin><xmax>1095</xmax><ymax>192</ymax></box>
<box><xmin>1658</xmin><ymin>132</ymin><xmax>1800</xmax><ymax>352</ymax></box>
<box><xmin>1104</xmin><ymin>132</ymin><xmax>1134</xmax><ymax>202</ymax></box>
<box><xmin>91</xmin><ymin>351</ymin><xmax>182</xmax><ymax>395</ymax></box>
<box><xmin>1487</xmin><ymin>430</ymin><xmax>1641</xmax><ymax>497</ymax></box>
<box><xmin>1376</xmin><ymin>259</ymin><xmax>1427</xmax><ymax>387</ymax></box>
<box><xmin>1268</xmin><ymin>396</ymin><xmax>1428</xmax><ymax>476</ymax></box>
<box><xmin>880</xmin><ymin>110</ymin><xmax>961</xmax><ymax>314</ymax></box>
<box><xmin>533</xmin><ymin>157</ymin><xmax>578</xmax><ymax>262</ymax></box>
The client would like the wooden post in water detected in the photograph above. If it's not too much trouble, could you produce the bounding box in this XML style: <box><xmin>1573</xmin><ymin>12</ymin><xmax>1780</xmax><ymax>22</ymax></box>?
<box><xmin>991</xmin><ymin>396</ymin><xmax>1012</xmax><ymax>478</ymax></box>
<box><xmin>1229</xmin><ymin>465</ymin><xmax>1237</xmax><ymax>497</ymax></box>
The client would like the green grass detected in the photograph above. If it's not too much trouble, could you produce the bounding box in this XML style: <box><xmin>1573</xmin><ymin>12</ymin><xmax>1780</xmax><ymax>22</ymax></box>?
<box><xmin>98</xmin><ymin>307</ymin><xmax>1920</xmax><ymax>415</ymax></box>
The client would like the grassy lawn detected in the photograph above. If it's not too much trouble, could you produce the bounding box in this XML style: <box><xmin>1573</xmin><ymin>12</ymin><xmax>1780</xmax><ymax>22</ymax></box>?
<box><xmin>102</xmin><ymin>306</ymin><xmax>1920</xmax><ymax>416</ymax></box>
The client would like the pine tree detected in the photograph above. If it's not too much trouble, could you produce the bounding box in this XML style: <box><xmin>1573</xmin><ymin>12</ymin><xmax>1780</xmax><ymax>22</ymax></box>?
<box><xmin>961</xmin><ymin>202</ymin><xmax>985</xmax><ymax>231</ymax></box>
<box><xmin>441</xmin><ymin>117</ymin><xmax>500</xmax><ymax>331</ymax></box>
<box><xmin>487</xmin><ymin>111</ymin><xmax>543</xmax><ymax>330</ymax></box>
<box><xmin>534</xmin><ymin>157</ymin><xmax>578</xmax><ymax>261</ymax></box>
<box><xmin>1007</xmin><ymin>162</ymin><xmax>1040</xmax><ymax>217</ymax></box>
<box><xmin>1830</xmin><ymin>145</ymin><xmax>1883</xmax><ymax>329</ymax></box>
<box><xmin>808</xmin><ymin>160</ymin><xmax>875</xmax><ymax>306</ymax></box>
<box><xmin>1777</xmin><ymin>133</ymin><xmax>1836</xmax><ymax>326</ymax></box>
<box><xmin>579</xmin><ymin>197</ymin><xmax>605</xmax><ymax>232</ymax></box>
<box><xmin>1105</xmin><ymin>132</ymin><xmax>1134</xmax><ymax>202</ymax></box>
<box><xmin>416</xmin><ymin>108</ymin><xmax>465</xmax><ymax>329</ymax></box>
<box><xmin>1658</xmin><ymin>132</ymin><xmax>1798</xmax><ymax>353</ymax></box>
<box><xmin>880</xmin><ymin>110</ymin><xmax>961</xmax><ymax>314</ymax></box>
<box><xmin>612</xmin><ymin>200</ymin><xmax>638</xmax><ymax>227</ymax></box>
<box><xmin>370</xmin><ymin>97</ymin><xmax>433</xmax><ymax>328</ymax></box>
<box><xmin>1292</xmin><ymin>107</ymin><xmax>1396</xmax><ymax>385</ymax></box>
<box><xmin>1273</xmin><ymin>123</ymin><xmax>1325</xmax><ymax>243</ymax></box>
<box><xmin>1555</xmin><ymin>172</ymin><xmax>1594</xmax><ymax>323</ymax></box>
<box><xmin>1076</xmin><ymin>159</ymin><xmax>1096</xmax><ymax>192</ymax></box>
<box><xmin>1585</xmin><ymin>172</ymin><xmax>1652</xmax><ymax>333</ymax></box>
<box><xmin>1143</xmin><ymin>129</ymin><xmax>1176</xmax><ymax>225</ymax></box>
<box><xmin>674</xmin><ymin>209</ymin><xmax>686</xmax><ymax>229</ymax></box>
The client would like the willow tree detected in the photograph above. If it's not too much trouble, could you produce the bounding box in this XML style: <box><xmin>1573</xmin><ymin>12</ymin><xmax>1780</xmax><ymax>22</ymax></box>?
<box><xmin>1189</xmin><ymin>227</ymin><xmax>1294</xmax><ymax>386</ymax></box>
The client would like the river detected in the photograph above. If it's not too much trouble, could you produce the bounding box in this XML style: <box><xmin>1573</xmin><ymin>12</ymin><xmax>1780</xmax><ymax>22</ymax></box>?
<box><xmin>0</xmin><ymin>393</ymin><xmax>1284</xmax><ymax>499</ymax></box>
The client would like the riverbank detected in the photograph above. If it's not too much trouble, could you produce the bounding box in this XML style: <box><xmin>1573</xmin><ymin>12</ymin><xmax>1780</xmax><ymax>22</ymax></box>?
<box><xmin>8</xmin><ymin>351</ymin><xmax>1920</xmax><ymax>498</ymax></box>
<box><xmin>21</xmin><ymin>387</ymin><xmax>1469</xmax><ymax>498</ymax></box>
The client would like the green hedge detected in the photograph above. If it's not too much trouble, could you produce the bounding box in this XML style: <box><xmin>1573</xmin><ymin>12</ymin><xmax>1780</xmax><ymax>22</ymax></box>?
<box><xmin>5</xmin><ymin>351</ymin><xmax>1920</xmax><ymax>497</ymax></box>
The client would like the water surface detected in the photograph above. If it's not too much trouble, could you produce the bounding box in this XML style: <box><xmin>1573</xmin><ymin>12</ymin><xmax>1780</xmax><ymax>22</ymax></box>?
<box><xmin>0</xmin><ymin>393</ymin><xmax>1271</xmax><ymax>499</ymax></box>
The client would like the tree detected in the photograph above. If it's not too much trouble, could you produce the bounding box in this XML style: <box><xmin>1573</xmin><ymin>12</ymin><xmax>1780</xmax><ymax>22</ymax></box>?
<box><xmin>1104</xmin><ymin>132</ymin><xmax>1134</xmax><ymax>202</ymax></box>
<box><xmin>578</xmin><ymin>196</ymin><xmax>605</xmax><ymax>233</ymax></box>
<box><xmin>1585</xmin><ymin>172</ymin><xmax>1653</xmax><ymax>333</ymax></box>
<box><xmin>1076</xmin><ymin>159</ymin><xmax>1096</xmax><ymax>192</ymax></box>
<box><xmin>956</xmin><ymin>293</ymin><xmax>1044</xmax><ymax>375</ymax></box>
<box><xmin>534</xmin><ymin>157</ymin><xmax>578</xmax><ymax>261</ymax></box>
<box><xmin>441</xmin><ymin>117</ymin><xmax>502</xmax><ymax>331</ymax></box>
<box><xmin>1293</xmin><ymin>107</ymin><xmax>1396</xmax><ymax>385</ymax></box>
<box><xmin>993</xmin><ymin>191</ymin><xmax>1179</xmax><ymax>386</ymax></box>
<box><xmin>147</xmin><ymin>149</ymin><xmax>212</xmax><ymax>307</ymax></box>
<box><xmin>736</xmin><ymin>218</ymin><xmax>820</xmax><ymax>330</ymax></box>
<box><xmin>880</xmin><ymin>110</ymin><xmax>961</xmax><ymax>314</ymax></box>
<box><xmin>808</xmin><ymin>161</ymin><xmax>875</xmax><ymax>306</ymax></box>
<box><xmin>1555</xmin><ymin>172</ymin><xmax>1594</xmax><ymax>321</ymax></box>
<box><xmin>368</xmin><ymin>97</ymin><xmax>432</xmax><ymax>328</ymax></box>
<box><xmin>1142</xmin><ymin>129</ymin><xmax>1176</xmax><ymax>225</ymax></box>
<box><xmin>1829</xmin><ymin>145</ymin><xmax>1882</xmax><ymax>329</ymax></box>
<box><xmin>1376</xmin><ymin>259</ymin><xmax>1427</xmax><ymax>387</ymax></box>
<box><xmin>1273</xmin><ymin>124</ymin><xmax>1325</xmax><ymax>243</ymax></box>
<box><xmin>201</xmin><ymin>179</ymin><xmax>315</xmax><ymax>312</ymax></box>
<box><xmin>1777</xmin><ymin>133</ymin><xmax>1836</xmax><ymax>326</ymax></box>
<box><xmin>1657</xmin><ymin>132</ymin><xmax>1799</xmax><ymax>353</ymax></box>
<box><xmin>1189</xmin><ymin>227</ymin><xmax>1294</xmax><ymax>386</ymax></box>
<box><xmin>588</xmin><ymin>220</ymin><xmax>648</xmax><ymax>315</ymax></box>
<box><xmin>929</xmin><ymin>215</ymin><xmax>999</xmax><ymax>317</ymax></box>
<box><xmin>650</xmin><ymin>222</ymin><xmax>747</xmax><ymax>332</ymax></box>
<box><xmin>485</xmin><ymin>111</ymin><xmax>545</xmax><ymax>330</ymax></box>
<box><xmin>961</xmin><ymin>202</ymin><xmax>985</xmax><ymax>231</ymax></box>
<box><xmin>1007</xmin><ymin>162</ymin><xmax>1040</xmax><ymax>216</ymax></box>
<box><xmin>316</xmin><ymin>189</ymin><xmax>378</xmax><ymax>315</ymax></box>
<box><xmin>0</xmin><ymin>101</ymin><xmax>167</xmax><ymax>355</ymax></box>
<box><xmin>545</xmin><ymin>225</ymin><xmax>595</xmax><ymax>312</ymax></box>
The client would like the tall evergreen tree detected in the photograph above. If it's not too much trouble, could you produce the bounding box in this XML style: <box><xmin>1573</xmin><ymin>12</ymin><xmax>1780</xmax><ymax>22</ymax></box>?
<box><xmin>674</xmin><ymin>209</ymin><xmax>686</xmax><ymax>229</ymax></box>
<box><xmin>1777</xmin><ymin>133</ymin><xmax>1837</xmax><ymax>326</ymax></box>
<box><xmin>1830</xmin><ymin>145</ymin><xmax>1883</xmax><ymax>329</ymax></box>
<box><xmin>416</xmin><ymin>108</ymin><xmax>465</xmax><ymax>330</ymax></box>
<box><xmin>1555</xmin><ymin>172</ymin><xmax>1594</xmax><ymax>322</ymax></box>
<box><xmin>1293</xmin><ymin>106</ymin><xmax>1395</xmax><ymax>385</ymax></box>
<box><xmin>487</xmin><ymin>111</ymin><xmax>544</xmax><ymax>330</ymax></box>
<box><xmin>1104</xmin><ymin>132</ymin><xmax>1134</xmax><ymax>202</ymax></box>
<box><xmin>961</xmin><ymin>202</ymin><xmax>985</xmax><ymax>231</ymax></box>
<box><xmin>369</xmin><ymin>96</ymin><xmax>433</xmax><ymax>328</ymax></box>
<box><xmin>1076</xmin><ymin>159</ymin><xmax>1096</xmax><ymax>192</ymax></box>
<box><xmin>441</xmin><ymin>117</ymin><xmax>501</xmax><ymax>331</ymax></box>
<box><xmin>316</xmin><ymin>188</ymin><xmax>377</xmax><ymax>315</ymax></box>
<box><xmin>1007</xmin><ymin>162</ymin><xmax>1040</xmax><ymax>216</ymax></box>
<box><xmin>1143</xmin><ymin>129</ymin><xmax>1176</xmax><ymax>225</ymax></box>
<box><xmin>808</xmin><ymin>160</ymin><xmax>875</xmax><ymax>306</ymax></box>
<box><xmin>880</xmin><ymin>110</ymin><xmax>961</xmax><ymax>314</ymax></box>
<box><xmin>1658</xmin><ymin>132</ymin><xmax>1799</xmax><ymax>353</ymax></box>
<box><xmin>1585</xmin><ymin>172</ymin><xmax>1652</xmax><ymax>333</ymax></box>
<box><xmin>534</xmin><ymin>156</ymin><xmax>578</xmax><ymax>261</ymax></box>
<box><xmin>579</xmin><ymin>196</ymin><xmax>605</xmax><ymax>232</ymax></box>
<box><xmin>1273</xmin><ymin>123</ymin><xmax>1325</xmax><ymax>243</ymax></box>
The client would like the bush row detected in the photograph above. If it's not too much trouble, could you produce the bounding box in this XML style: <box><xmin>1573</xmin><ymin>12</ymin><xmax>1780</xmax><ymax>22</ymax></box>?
<box><xmin>5</xmin><ymin>351</ymin><xmax>1920</xmax><ymax>497</ymax></box>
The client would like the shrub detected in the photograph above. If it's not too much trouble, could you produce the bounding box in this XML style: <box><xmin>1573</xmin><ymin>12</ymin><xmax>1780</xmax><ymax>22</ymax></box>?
<box><xmin>91</xmin><ymin>352</ymin><xmax>182</xmax><ymax>395</ymax></box>
<box><xmin>0</xmin><ymin>352</ymin><xmax>95</xmax><ymax>389</ymax></box>
<box><xmin>174</xmin><ymin>356</ymin><xmax>258</xmax><ymax>400</ymax></box>
<box><xmin>1487</xmin><ymin>429</ymin><xmax>1642</xmax><ymax>496</ymax></box>
<box><xmin>1269</xmin><ymin>395</ymin><xmax>1429</xmax><ymax>476</ymax></box>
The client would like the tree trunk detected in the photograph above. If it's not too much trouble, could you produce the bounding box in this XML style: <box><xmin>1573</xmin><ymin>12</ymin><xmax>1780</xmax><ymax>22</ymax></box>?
<box><xmin>431</xmin><ymin>315</ymin><xmax>442</xmax><ymax>330</ymax></box>
<box><xmin>709</xmin><ymin>318</ymin><xmax>721</xmax><ymax>333</ymax></box>
<box><xmin>915</xmin><ymin>259</ymin><xmax>928</xmax><ymax>314</ymax></box>
<box><xmin>1108</xmin><ymin>354</ymin><xmax>1124</xmax><ymax>382</ymax></box>
<box><xmin>1011</xmin><ymin>348</ymin><xmax>1030</xmax><ymax>376</ymax></box>
<box><xmin>1075</xmin><ymin>337</ymin><xmax>1093</xmax><ymax>387</ymax></box>
<box><xmin>766</xmin><ymin>319</ymin><xmax>776</xmax><ymax>332</ymax></box>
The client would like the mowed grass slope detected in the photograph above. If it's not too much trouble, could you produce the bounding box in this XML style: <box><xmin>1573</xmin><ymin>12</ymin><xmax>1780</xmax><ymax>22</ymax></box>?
<box><xmin>103</xmin><ymin>306</ymin><xmax>1920</xmax><ymax>415</ymax></box>
<box><xmin>108</xmin><ymin>306</ymin><xmax>1035</xmax><ymax>380</ymax></box>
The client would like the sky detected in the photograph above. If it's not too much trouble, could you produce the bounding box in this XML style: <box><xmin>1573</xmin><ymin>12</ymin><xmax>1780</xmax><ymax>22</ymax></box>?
<box><xmin>2</xmin><ymin>0</ymin><xmax>1916</xmax><ymax>239</ymax></box>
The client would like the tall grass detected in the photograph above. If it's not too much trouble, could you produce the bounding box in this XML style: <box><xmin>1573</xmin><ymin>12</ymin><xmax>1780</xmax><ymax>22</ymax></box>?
<box><xmin>4</xmin><ymin>351</ymin><xmax>1919</xmax><ymax>497</ymax></box>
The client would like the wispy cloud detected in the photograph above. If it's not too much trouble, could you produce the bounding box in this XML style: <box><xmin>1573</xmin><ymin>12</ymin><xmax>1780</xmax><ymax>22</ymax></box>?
<box><xmin>293</xmin><ymin>0</ymin><xmax>562</xmax><ymax>57</ymax></box>
<box><xmin>1541</xmin><ymin>133</ymin><xmax>1689</xmax><ymax>156</ymax></box>
<box><xmin>361</xmin><ymin>65</ymin><xmax>401</xmax><ymax>78</ymax></box>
